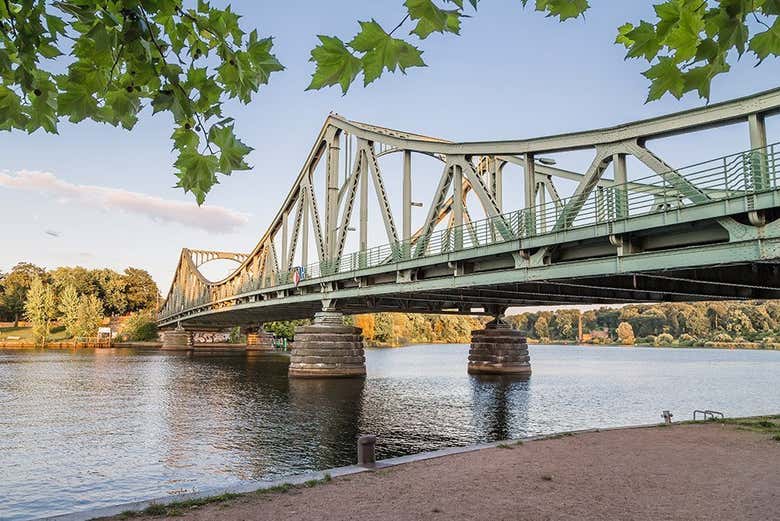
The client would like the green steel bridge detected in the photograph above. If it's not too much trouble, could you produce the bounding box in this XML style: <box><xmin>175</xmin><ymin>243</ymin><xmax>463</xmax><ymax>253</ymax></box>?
<box><xmin>159</xmin><ymin>89</ymin><xmax>780</xmax><ymax>330</ymax></box>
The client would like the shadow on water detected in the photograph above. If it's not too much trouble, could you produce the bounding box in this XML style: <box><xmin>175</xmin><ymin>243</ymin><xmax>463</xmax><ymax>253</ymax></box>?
<box><xmin>470</xmin><ymin>374</ymin><xmax>531</xmax><ymax>441</ymax></box>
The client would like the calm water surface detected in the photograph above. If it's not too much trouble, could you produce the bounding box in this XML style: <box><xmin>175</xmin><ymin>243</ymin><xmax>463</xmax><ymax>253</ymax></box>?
<box><xmin>1</xmin><ymin>344</ymin><xmax>779</xmax><ymax>520</ymax></box>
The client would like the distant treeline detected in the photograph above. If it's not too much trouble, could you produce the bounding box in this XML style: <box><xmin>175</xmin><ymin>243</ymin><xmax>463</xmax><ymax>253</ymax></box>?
<box><xmin>271</xmin><ymin>301</ymin><xmax>780</xmax><ymax>349</ymax></box>
<box><xmin>509</xmin><ymin>301</ymin><xmax>780</xmax><ymax>347</ymax></box>
<box><xmin>0</xmin><ymin>262</ymin><xmax>160</xmax><ymax>345</ymax></box>
<box><xmin>0</xmin><ymin>262</ymin><xmax>160</xmax><ymax>324</ymax></box>
<box><xmin>351</xmin><ymin>313</ymin><xmax>486</xmax><ymax>346</ymax></box>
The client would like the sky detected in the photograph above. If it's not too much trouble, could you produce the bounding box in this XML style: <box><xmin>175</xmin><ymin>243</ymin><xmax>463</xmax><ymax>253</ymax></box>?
<box><xmin>1</xmin><ymin>1</ymin><xmax>778</xmax><ymax>295</ymax></box>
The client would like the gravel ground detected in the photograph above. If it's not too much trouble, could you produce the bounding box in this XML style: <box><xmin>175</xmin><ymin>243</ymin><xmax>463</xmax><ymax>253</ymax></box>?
<box><xmin>111</xmin><ymin>423</ymin><xmax>780</xmax><ymax>521</ymax></box>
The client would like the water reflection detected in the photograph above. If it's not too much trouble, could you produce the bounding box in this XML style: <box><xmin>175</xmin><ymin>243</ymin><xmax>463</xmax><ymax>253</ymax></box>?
<box><xmin>287</xmin><ymin>378</ymin><xmax>365</xmax><ymax>470</ymax></box>
<box><xmin>470</xmin><ymin>374</ymin><xmax>531</xmax><ymax>441</ymax></box>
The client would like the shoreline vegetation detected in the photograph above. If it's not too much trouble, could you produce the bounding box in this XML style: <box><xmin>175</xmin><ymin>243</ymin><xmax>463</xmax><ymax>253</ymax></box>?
<box><xmin>350</xmin><ymin>301</ymin><xmax>780</xmax><ymax>351</ymax></box>
<box><xmin>98</xmin><ymin>415</ymin><xmax>780</xmax><ymax>521</ymax></box>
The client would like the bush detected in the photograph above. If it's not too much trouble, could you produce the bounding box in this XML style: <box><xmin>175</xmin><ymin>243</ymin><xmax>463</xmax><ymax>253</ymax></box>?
<box><xmin>677</xmin><ymin>333</ymin><xmax>697</xmax><ymax>346</ymax></box>
<box><xmin>645</xmin><ymin>335</ymin><xmax>657</xmax><ymax>346</ymax></box>
<box><xmin>711</xmin><ymin>332</ymin><xmax>732</xmax><ymax>342</ymax></box>
<box><xmin>655</xmin><ymin>333</ymin><xmax>674</xmax><ymax>346</ymax></box>
<box><xmin>119</xmin><ymin>312</ymin><xmax>158</xmax><ymax>342</ymax></box>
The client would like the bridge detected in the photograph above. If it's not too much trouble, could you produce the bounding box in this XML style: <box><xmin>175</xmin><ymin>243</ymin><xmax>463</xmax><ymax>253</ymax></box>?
<box><xmin>158</xmin><ymin>88</ymin><xmax>780</xmax><ymax>377</ymax></box>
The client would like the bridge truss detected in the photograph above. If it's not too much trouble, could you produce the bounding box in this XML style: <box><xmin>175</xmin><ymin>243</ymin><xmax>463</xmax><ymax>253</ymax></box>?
<box><xmin>159</xmin><ymin>89</ymin><xmax>780</xmax><ymax>329</ymax></box>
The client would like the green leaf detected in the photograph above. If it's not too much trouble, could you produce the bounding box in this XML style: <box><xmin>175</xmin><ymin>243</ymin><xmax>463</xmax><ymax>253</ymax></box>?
<box><xmin>105</xmin><ymin>89</ymin><xmax>141</xmax><ymax>130</ymax></box>
<box><xmin>171</xmin><ymin>126</ymin><xmax>200</xmax><ymax>150</ymax></box>
<box><xmin>58</xmin><ymin>83</ymin><xmax>98</xmax><ymax>123</ymax></box>
<box><xmin>749</xmin><ymin>18</ymin><xmax>780</xmax><ymax>62</ymax></box>
<box><xmin>643</xmin><ymin>57</ymin><xmax>685</xmax><ymax>101</ymax></box>
<box><xmin>405</xmin><ymin>0</ymin><xmax>461</xmax><ymax>39</ymax></box>
<box><xmin>209</xmin><ymin>123</ymin><xmax>253</xmax><ymax>173</ymax></box>
<box><xmin>618</xmin><ymin>20</ymin><xmax>662</xmax><ymax>60</ymax></box>
<box><xmin>665</xmin><ymin>3</ymin><xmax>705</xmax><ymax>61</ymax></box>
<box><xmin>174</xmin><ymin>149</ymin><xmax>220</xmax><ymax>205</ymax></box>
<box><xmin>307</xmin><ymin>35</ymin><xmax>362</xmax><ymax>93</ymax></box>
<box><xmin>531</xmin><ymin>0</ymin><xmax>590</xmax><ymax>21</ymax></box>
<box><xmin>349</xmin><ymin>20</ymin><xmax>425</xmax><ymax>85</ymax></box>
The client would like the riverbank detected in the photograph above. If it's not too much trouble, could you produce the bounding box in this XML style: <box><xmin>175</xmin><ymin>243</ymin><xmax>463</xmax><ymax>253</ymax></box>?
<box><xmin>98</xmin><ymin>417</ymin><xmax>780</xmax><ymax>521</ymax></box>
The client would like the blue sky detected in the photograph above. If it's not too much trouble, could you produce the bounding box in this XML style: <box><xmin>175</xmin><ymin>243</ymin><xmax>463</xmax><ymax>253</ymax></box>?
<box><xmin>1</xmin><ymin>1</ymin><xmax>778</xmax><ymax>292</ymax></box>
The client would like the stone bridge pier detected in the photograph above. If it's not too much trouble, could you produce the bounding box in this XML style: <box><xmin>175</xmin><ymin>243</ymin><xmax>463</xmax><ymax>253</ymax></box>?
<box><xmin>289</xmin><ymin>304</ymin><xmax>366</xmax><ymax>378</ymax></box>
<box><xmin>468</xmin><ymin>309</ymin><xmax>531</xmax><ymax>376</ymax></box>
<box><xmin>246</xmin><ymin>326</ymin><xmax>274</xmax><ymax>354</ymax></box>
<box><xmin>161</xmin><ymin>324</ymin><xmax>193</xmax><ymax>351</ymax></box>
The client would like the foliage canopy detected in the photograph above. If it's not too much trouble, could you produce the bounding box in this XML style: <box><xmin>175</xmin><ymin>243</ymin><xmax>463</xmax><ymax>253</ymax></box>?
<box><xmin>1</xmin><ymin>1</ymin><xmax>778</xmax><ymax>203</ymax></box>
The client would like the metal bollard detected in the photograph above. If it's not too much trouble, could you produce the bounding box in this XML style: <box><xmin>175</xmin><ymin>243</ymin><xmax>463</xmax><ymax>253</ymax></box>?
<box><xmin>357</xmin><ymin>434</ymin><xmax>376</xmax><ymax>467</ymax></box>
<box><xmin>662</xmin><ymin>410</ymin><xmax>673</xmax><ymax>424</ymax></box>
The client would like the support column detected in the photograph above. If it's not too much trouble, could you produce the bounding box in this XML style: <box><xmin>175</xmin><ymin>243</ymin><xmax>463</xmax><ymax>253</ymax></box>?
<box><xmin>402</xmin><ymin>149</ymin><xmax>411</xmax><ymax>258</ymax></box>
<box><xmin>161</xmin><ymin>324</ymin><xmax>192</xmax><ymax>352</ymax></box>
<box><xmin>524</xmin><ymin>153</ymin><xmax>536</xmax><ymax>234</ymax></box>
<box><xmin>748</xmin><ymin>113</ymin><xmax>769</xmax><ymax>191</ymax></box>
<box><xmin>468</xmin><ymin>317</ymin><xmax>531</xmax><ymax>376</ymax></box>
<box><xmin>246</xmin><ymin>327</ymin><xmax>275</xmax><ymax>354</ymax></box>
<box><xmin>613</xmin><ymin>153</ymin><xmax>628</xmax><ymax>219</ymax></box>
<box><xmin>289</xmin><ymin>310</ymin><xmax>366</xmax><ymax>378</ymax></box>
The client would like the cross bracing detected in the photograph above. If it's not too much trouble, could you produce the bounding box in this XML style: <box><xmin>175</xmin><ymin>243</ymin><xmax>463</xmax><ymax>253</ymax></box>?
<box><xmin>159</xmin><ymin>89</ymin><xmax>780</xmax><ymax>328</ymax></box>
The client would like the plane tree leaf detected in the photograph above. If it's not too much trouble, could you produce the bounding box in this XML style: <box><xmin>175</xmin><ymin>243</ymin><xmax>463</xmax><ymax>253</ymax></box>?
<box><xmin>0</xmin><ymin>0</ymin><xmax>282</xmax><ymax>204</ymax></box>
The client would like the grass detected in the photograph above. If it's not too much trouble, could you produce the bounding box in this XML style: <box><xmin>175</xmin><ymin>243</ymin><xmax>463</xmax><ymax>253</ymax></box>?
<box><xmin>112</xmin><ymin>474</ymin><xmax>333</xmax><ymax>519</ymax></box>
<box><xmin>0</xmin><ymin>325</ymin><xmax>70</xmax><ymax>342</ymax></box>
<box><xmin>712</xmin><ymin>415</ymin><xmax>780</xmax><ymax>441</ymax></box>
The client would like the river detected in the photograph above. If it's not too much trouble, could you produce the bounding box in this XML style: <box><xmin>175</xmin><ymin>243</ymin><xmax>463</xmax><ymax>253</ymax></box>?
<box><xmin>1</xmin><ymin>344</ymin><xmax>779</xmax><ymax>520</ymax></box>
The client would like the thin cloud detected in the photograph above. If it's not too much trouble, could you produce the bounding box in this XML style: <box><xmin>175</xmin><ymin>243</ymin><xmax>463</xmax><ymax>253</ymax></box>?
<box><xmin>0</xmin><ymin>170</ymin><xmax>249</xmax><ymax>234</ymax></box>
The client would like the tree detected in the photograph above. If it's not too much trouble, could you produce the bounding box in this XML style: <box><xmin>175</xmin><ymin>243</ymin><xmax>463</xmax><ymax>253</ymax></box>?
<box><xmin>119</xmin><ymin>311</ymin><xmax>158</xmax><ymax>341</ymax></box>
<box><xmin>57</xmin><ymin>284</ymin><xmax>80</xmax><ymax>338</ymax></box>
<box><xmin>74</xmin><ymin>294</ymin><xmax>104</xmax><ymax>338</ymax></box>
<box><xmin>1</xmin><ymin>262</ymin><xmax>46</xmax><ymax>326</ymax></box>
<box><xmin>124</xmin><ymin>268</ymin><xmax>159</xmax><ymax>312</ymax></box>
<box><xmin>3</xmin><ymin>2</ymin><xmax>777</xmax><ymax>204</ymax></box>
<box><xmin>24</xmin><ymin>276</ymin><xmax>56</xmax><ymax>346</ymax></box>
<box><xmin>49</xmin><ymin>266</ymin><xmax>98</xmax><ymax>295</ymax></box>
<box><xmin>353</xmin><ymin>314</ymin><xmax>376</xmax><ymax>341</ymax></box>
<box><xmin>534</xmin><ymin>315</ymin><xmax>550</xmax><ymax>340</ymax></box>
<box><xmin>92</xmin><ymin>269</ymin><xmax>127</xmax><ymax>316</ymax></box>
<box><xmin>264</xmin><ymin>319</ymin><xmax>309</xmax><ymax>340</ymax></box>
<box><xmin>551</xmin><ymin>309</ymin><xmax>579</xmax><ymax>340</ymax></box>
<box><xmin>616</xmin><ymin>322</ymin><xmax>636</xmax><ymax>345</ymax></box>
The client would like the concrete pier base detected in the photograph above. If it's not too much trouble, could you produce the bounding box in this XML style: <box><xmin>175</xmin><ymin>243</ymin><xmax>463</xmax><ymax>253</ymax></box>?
<box><xmin>191</xmin><ymin>343</ymin><xmax>246</xmax><ymax>356</ymax></box>
<box><xmin>468</xmin><ymin>320</ymin><xmax>531</xmax><ymax>375</ymax></box>
<box><xmin>289</xmin><ymin>312</ymin><xmax>366</xmax><ymax>378</ymax></box>
<box><xmin>246</xmin><ymin>329</ymin><xmax>275</xmax><ymax>354</ymax></box>
<box><xmin>161</xmin><ymin>328</ymin><xmax>192</xmax><ymax>352</ymax></box>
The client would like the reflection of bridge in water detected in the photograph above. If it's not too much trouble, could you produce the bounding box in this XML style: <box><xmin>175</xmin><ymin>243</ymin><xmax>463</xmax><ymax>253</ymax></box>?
<box><xmin>159</xmin><ymin>89</ymin><xmax>780</xmax><ymax>377</ymax></box>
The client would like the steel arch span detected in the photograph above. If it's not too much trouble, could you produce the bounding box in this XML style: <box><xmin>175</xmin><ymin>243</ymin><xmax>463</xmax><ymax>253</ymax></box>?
<box><xmin>159</xmin><ymin>89</ymin><xmax>780</xmax><ymax>329</ymax></box>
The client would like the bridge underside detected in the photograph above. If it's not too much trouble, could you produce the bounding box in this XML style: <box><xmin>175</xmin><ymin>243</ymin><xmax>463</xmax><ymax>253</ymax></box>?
<box><xmin>165</xmin><ymin>223</ymin><xmax>780</xmax><ymax>329</ymax></box>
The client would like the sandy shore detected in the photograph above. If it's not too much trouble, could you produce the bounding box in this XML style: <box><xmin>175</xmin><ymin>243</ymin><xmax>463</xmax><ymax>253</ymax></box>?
<box><xmin>106</xmin><ymin>422</ymin><xmax>780</xmax><ymax>521</ymax></box>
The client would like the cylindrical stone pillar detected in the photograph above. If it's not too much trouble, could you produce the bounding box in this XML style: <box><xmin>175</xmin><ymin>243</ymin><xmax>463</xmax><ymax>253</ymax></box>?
<box><xmin>468</xmin><ymin>320</ymin><xmax>531</xmax><ymax>375</ymax></box>
<box><xmin>289</xmin><ymin>311</ymin><xmax>366</xmax><ymax>378</ymax></box>
<box><xmin>246</xmin><ymin>328</ymin><xmax>275</xmax><ymax>353</ymax></box>
<box><xmin>161</xmin><ymin>327</ymin><xmax>192</xmax><ymax>351</ymax></box>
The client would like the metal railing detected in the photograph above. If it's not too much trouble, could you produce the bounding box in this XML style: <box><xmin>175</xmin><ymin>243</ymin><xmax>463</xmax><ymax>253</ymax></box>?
<box><xmin>162</xmin><ymin>144</ymin><xmax>779</xmax><ymax>319</ymax></box>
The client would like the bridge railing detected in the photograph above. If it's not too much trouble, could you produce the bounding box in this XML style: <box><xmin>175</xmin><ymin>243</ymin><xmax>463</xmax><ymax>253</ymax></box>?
<box><xmin>162</xmin><ymin>144</ymin><xmax>779</xmax><ymax>320</ymax></box>
<box><xmin>269</xmin><ymin>144</ymin><xmax>779</xmax><ymax>287</ymax></box>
